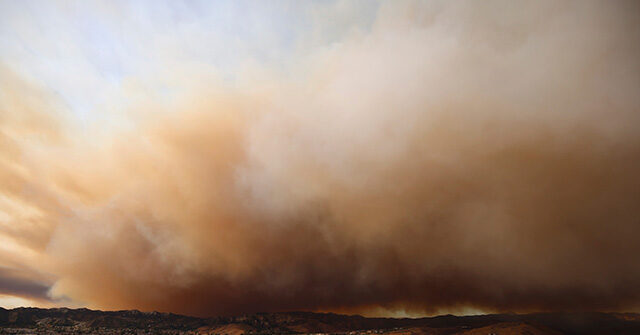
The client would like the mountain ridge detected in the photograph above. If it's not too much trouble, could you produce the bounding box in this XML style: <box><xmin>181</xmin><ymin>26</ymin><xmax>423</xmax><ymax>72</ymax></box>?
<box><xmin>0</xmin><ymin>307</ymin><xmax>639</xmax><ymax>334</ymax></box>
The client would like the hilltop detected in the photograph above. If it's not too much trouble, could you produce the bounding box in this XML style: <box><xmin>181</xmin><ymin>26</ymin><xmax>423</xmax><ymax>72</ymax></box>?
<box><xmin>1</xmin><ymin>307</ymin><xmax>639</xmax><ymax>334</ymax></box>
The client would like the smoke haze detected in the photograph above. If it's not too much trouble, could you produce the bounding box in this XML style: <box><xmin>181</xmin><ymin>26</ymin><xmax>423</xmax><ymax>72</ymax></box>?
<box><xmin>1</xmin><ymin>0</ymin><xmax>640</xmax><ymax>316</ymax></box>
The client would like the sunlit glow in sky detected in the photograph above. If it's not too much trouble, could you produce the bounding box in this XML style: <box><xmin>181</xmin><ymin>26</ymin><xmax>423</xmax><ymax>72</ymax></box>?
<box><xmin>0</xmin><ymin>1</ymin><xmax>378</xmax><ymax>130</ymax></box>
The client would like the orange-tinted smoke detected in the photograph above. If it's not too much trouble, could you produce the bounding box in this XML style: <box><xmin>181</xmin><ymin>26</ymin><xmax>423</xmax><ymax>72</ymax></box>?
<box><xmin>1</xmin><ymin>0</ymin><xmax>640</xmax><ymax>316</ymax></box>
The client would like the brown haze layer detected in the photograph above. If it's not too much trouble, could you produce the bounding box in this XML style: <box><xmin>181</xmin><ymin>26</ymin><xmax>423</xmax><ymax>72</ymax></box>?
<box><xmin>1</xmin><ymin>0</ymin><xmax>640</xmax><ymax>316</ymax></box>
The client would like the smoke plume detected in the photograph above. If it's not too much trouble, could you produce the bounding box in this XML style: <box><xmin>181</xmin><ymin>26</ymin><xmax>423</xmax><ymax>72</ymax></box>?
<box><xmin>1</xmin><ymin>0</ymin><xmax>640</xmax><ymax>316</ymax></box>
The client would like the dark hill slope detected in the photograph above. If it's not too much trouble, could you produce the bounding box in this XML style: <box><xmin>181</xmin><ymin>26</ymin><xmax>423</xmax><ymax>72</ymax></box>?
<box><xmin>0</xmin><ymin>307</ymin><xmax>638</xmax><ymax>334</ymax></box>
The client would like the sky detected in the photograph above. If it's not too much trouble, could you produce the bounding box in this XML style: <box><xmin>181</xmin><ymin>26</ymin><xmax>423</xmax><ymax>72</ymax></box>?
<box><xmin>0</xmin><ymin>0</ymin><xmax>640</xmax><ymax>317</ymax></box>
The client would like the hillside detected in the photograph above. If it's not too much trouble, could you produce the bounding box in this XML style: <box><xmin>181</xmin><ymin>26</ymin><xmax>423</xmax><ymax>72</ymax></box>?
<box><xmin>0</xmin><ymin>308</ymin><xmax>638</xmax><ymax>334</ymax></box>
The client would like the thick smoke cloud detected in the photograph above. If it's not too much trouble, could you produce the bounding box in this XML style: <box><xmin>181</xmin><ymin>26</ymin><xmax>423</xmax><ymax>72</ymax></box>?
<box><xmin>1</xmin><ymin>0</ymin><xmax>640</xmax><ymax>316</ymax></box>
